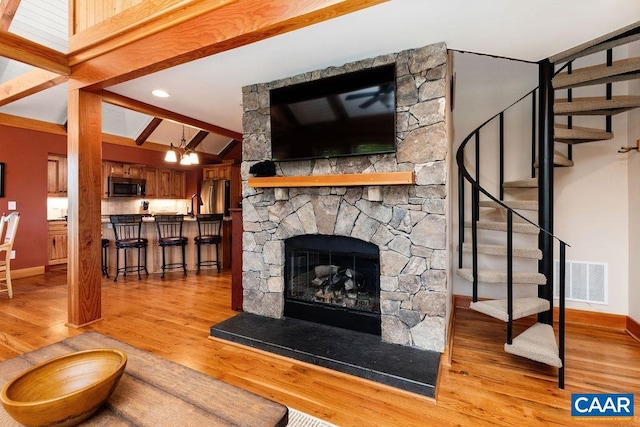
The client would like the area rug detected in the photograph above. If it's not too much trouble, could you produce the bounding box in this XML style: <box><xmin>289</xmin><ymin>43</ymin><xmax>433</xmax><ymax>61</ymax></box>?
<box><xmin>288</xmin><ymin>407</ymin><xmax>338</xmax><ymax>427</ymax></box>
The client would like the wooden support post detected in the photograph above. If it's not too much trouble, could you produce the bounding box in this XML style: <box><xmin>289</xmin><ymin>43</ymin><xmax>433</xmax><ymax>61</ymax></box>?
<box><xmin>67</xmin><ymin>89</ymin><xmax>103</xmax><ymax>327</ymax></box>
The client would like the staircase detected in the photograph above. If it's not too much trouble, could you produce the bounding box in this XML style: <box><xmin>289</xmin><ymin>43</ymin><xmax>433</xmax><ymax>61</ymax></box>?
<box><xmin>456</xmin><ymin>22</ymin><xmax>640</xmax><ymax>389</ymax></box>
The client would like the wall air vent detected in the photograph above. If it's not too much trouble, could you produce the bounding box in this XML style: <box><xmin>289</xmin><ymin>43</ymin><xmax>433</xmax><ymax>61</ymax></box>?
<box><xmin>553</xmin><ymin>260</ymin><xmax>607</xmax><ymax>304</ymax></box>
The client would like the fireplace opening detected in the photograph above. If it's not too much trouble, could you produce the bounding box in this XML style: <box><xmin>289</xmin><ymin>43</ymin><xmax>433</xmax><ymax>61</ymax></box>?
<box><xmin>284</xmin><ymin>235</ymin><xmax>381</xmax><ymax>335</ymax></box>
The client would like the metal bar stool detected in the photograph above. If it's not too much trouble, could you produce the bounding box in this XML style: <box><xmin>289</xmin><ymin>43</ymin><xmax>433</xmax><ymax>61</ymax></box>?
<box><xmin>101</xmin><ymin>238</ymin><xmax>110</xmax><ymax>278</ymax></box>
<box><xmin>110</xmin><ymin>214</ymin><xmax>148</xmax><ymax>281</ymax></box>
<box><xmin>194</xmin><ymin>214</ymin><xmax>223</xmax><ymax>274</ymax></box>
<box><xmin>155</xmin><ymin>214</ymin><xmax>188</xmax><ymax>278</ymax></box>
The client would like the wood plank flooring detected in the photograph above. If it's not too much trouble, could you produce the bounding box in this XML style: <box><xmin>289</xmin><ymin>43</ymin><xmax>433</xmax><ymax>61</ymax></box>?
<box><xmin>0</xmin><ymin>269</ymin><xmax>638</xmax><ymax>426</ymax></box>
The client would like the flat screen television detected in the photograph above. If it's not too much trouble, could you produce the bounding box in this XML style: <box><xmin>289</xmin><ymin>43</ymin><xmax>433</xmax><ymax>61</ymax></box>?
<box><xmin>270</xmin><ymin>64</ymin><xmax>396</xmax><ymax>161</ymax></box>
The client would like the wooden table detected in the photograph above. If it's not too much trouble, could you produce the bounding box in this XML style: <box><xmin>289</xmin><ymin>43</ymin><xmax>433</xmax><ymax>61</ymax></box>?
<box><xmin>0</xmin><ymin>332</ymin><xmax>288</xmax><ymax>426</ymax></box>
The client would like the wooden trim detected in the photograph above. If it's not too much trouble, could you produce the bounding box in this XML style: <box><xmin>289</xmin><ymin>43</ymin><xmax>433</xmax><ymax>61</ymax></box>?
<box><xmin>135</xmin><ymin>117</ymin><xmax>163</xmax><ymax>145</ymax></box>
<box><xmin>0</xmin><ymin>0</ymin><xmax>21</xmax><ymax>31</ymax></box>
<box><xmin>553</xmin><ymin>306</ymin><xmax>627</xmax><ymax>329</ymax></box>
<box><xmin>68</xmin><ymin>0</ymin><xmax>385</xmax><ymax>90</ymax></box>
<box><xmin>69</xmin><ymin>0</ymin><xmax>233</xmax><ymax>55</ymax></box>
<box><xmin>627</xmin><ymin>316</ymin><xmax>640</xmax><ymax>342</ymax></box>
<box><xmin>248</xmin><ymin>171</ymin><xmax>415</xmax><ymax>188</ymax></box>
<box><xmin>0</xmin><ymin>112</ymin><xmax>67</xmax><ymax>135</ymax></box>
<box><xmin>102</xmin><ymin>91</ymin><xmax>242</xmax><ymax>139</ymax></box>
<box><xmin>0</xmin><ymin>68</ymin><xmax>68</xmax><ymax>107</ymax></box>
<box><xmin>0</xmin><ymin>30</ymin><xmax>70</xmax><ymax>75</ymax></box>
<box><xmin>10</xmin><ymin>266</ymin><xmax>45</xmax><ymax>279</ymax></box>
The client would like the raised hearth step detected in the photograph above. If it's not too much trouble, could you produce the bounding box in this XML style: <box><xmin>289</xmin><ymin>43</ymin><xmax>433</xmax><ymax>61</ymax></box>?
<box><xmin>210</xmin><ymin>313</ymin><xmax>439</xmax><ymax>398</ymax></box>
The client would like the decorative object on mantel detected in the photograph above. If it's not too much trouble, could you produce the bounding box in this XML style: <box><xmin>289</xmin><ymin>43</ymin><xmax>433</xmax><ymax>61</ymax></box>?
<box><xmin>0</xmin><ymin>348</ymin><xmax>127</xmax><ymax>427</ymax></box>
<box><xmin>248</xmin><ymin>171</ymin><xmax>415</xmax><ymax>188</ymax></box>
<box><xmin>165</xmin><ymin>125</ymin><xmax>199</xmax><ymax>165</ymax></box>
<box><xmin>249</xmin><ymin>160</ymin><xmax>277</xmax><ymax>177</ymax></box>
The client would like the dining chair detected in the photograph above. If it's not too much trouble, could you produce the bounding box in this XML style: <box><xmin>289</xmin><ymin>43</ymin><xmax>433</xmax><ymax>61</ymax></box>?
<box><xmin>0</xmin><ymin>212</ymin><xmax>20</xmax><ymax>298</ymax></box>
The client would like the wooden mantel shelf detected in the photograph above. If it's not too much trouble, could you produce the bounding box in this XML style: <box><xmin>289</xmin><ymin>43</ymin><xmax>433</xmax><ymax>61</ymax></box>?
<box><xmin>248</xmin><ymin>171</ymin><xmax>415</xmax><ymax>188</ymax></box>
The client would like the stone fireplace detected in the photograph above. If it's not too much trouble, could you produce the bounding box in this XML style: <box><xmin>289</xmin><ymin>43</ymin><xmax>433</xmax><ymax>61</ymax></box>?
<box><xmin>240</xmin><ymin>42</ymin><xmax>450</xmax><ymax>353</ymax></box>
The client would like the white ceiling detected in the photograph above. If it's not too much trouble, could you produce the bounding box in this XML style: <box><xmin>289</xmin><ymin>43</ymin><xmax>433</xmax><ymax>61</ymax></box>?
<box><xmin>1</xmin><ymin>0</ymin><xmax>639</xmax><ymax>156</ymax></box>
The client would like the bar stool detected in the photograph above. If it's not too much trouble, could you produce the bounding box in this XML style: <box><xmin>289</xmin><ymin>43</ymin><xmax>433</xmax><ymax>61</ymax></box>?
<box><xmin>110</xmin><ymin>214</ymin><xmax>148</xmax><ymax>281</ymax></box>
<box><xmin>101</xmin><ymin>238</ymin><xmax>110</xmax><ymax>278</ymax></box>
<box><xmin>194</xmin><ymin>214</ymin><xmax>223</xmax><ymax>274</ymax></box>
<box><xmin>155</xmin><ymin>214</ymin><xmax>188</xmax><ymax>278</ymax></box>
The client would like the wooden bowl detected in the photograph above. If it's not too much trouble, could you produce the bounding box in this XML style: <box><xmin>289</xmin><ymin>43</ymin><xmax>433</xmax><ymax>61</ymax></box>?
<box><xmin>0</xmin><ymin>348</ymin><xmax>127</xmax><ymax>427</ymax></box>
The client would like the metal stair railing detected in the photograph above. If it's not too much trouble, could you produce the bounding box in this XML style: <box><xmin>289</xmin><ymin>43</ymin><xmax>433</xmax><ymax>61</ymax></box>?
<box><xmin>456</xmin><ymin>88</ymin><xmax>569</xmax><ymax>389</ymax></box>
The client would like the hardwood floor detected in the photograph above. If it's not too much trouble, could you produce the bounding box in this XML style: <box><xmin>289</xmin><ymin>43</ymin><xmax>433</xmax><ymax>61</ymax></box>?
<box><xmin>1</xmin><ymin>269</ymin><xmax>639</xmax><ymax>426</ymax></box>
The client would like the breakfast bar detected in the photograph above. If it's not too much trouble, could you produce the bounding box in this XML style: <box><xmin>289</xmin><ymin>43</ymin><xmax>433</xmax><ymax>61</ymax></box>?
<box><xmin>101</xmin><ymin>215</ymin><xmax>231</xmax><ymax>277</ymax></box>
<box><xmin>0</xmin><ymin>332</ymin><xmax>288</xmax><ymax>426</ymax></box>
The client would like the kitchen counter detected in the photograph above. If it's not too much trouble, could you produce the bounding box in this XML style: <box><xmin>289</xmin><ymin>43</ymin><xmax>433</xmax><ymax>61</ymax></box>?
<box><xmin>101</xmin><ymin>215</ymin><xmax>231</xmax><ymax>276</ymax></box>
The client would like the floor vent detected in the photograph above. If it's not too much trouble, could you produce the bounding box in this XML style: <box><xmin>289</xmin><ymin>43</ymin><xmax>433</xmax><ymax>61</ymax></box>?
<box><xmin>553</xmin><ymin>260</ymin><xmax>607</xmax><ymax>304</ymax></box>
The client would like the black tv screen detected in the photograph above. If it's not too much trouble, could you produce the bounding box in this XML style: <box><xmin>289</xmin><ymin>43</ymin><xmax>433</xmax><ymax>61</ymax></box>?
<box><xmin>270</xmin><ymin>64</ymin><xmax>396</xmax><ymax>161</ymax></box>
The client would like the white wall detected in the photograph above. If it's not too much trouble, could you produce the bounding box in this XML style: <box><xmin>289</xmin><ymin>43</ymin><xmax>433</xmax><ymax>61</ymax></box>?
<box><xmin>627</xmin><ymin>41</ymin><xmax>640</xmax><ymax>323</ymax></box>
<box><xmin>452</xmin><ymin>47</ymin><xmax>635</xmax><ymax>315</ymax></box>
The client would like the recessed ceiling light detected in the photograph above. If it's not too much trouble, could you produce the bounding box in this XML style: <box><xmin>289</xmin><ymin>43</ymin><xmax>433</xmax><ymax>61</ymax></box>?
<box><xmin>152</xmin><ymin>89</ymin><xmax>170</xmax><ymax>98</ymax></box>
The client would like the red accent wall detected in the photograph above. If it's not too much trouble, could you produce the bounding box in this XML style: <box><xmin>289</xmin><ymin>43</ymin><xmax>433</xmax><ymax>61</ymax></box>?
<box><xmin>0</xmin><ymin>125</ymin><xmax>200</xmax><ymax>270</ymax></box>
<box><xmin>0</xmin><ymin>126</ymin><xmax>65</xmax><ymax>269</ymax></box>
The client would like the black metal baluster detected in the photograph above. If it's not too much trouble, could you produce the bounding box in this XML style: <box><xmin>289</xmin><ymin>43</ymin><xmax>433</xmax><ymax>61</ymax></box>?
<box><xmin>507</xmin><ymin>210</ymin><xmax>513</xmax><ymax>344</ymax></box>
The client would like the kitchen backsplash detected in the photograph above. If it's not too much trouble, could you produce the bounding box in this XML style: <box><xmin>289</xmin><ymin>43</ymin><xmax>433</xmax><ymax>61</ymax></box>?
<box><xmin>47</xmin><ymin>198</ymin><xmax>190</xmax><ymax>219</ymax></box>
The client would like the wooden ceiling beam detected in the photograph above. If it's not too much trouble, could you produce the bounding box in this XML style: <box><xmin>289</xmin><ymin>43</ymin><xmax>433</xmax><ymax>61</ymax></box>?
<box><xmin>0</xmin><ymin>68</ymin><xmax>68</xmax><ymax>106</ymax></box>
<box><xmin>0</xmin><ymin>30</ymin><xmax>70</xmax><ymax>75</ymax></box>
<box><xmin>186</xmin><ymin>130</ymin><xmax>208</xmax><ymax>150</ymax></box>
<box><xmin>102</xmin><ymin>90</ymin><xmax>242</xmax><ymax>140</ymax></box>
<box><xmin>68</xmin><ymin>0</ymin><xmax>385</xmax><ymax>90</ymax></box>
<box><xmin>0</xmin><ymin>0</ymin><xmax>21</xmax><ymax>31</ymax></box>
<box><xmin>135</xmin><ymin>117</ymin><xmax>163</xmax><ymax>145</ymax></box>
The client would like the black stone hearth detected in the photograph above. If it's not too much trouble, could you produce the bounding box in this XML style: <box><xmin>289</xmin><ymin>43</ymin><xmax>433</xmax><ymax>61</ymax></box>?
<box><xmin>210</xmin><ymin>313</ymin><xmax>439</xmax><ymax>398</ymax></box>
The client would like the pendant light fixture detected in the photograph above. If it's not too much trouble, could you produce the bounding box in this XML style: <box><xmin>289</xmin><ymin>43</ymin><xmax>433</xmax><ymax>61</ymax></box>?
<box><xmin>165</xmin><ymin>125</ymin><xmax>199</xmax><ymax>165</ymax></box>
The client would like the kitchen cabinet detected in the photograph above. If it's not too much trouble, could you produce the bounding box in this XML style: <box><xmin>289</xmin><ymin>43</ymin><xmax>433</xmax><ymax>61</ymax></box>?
<box><xmin>47</xmin><ymin>155</ymin><xmax>67</xmax><ymax>196</ymax></box>
<box><xmin>144</xmin><ymin>167</ymin><xmax>158</xmax><ymax>197</ymax></box>
<box><xmin>157</xmin><ymin>169</ymin><xmax>186</xmax><ymax>199</ymax></box>
<box><xmin>47</xmin><ymin>221</ymin><xmax>68</xmax><ymax>265</ymax></box>
<box><xmin>171</xmin><ymin>171</ymin><xmax>186</xmax><ymax>198</ymax></box>
<box><xmin>158</xmin><ymin>169</ymin><xmax>172</xmax><ymax>198</ymax></box>
<box><xmin>203</xmin><ymin>164</ymin><xmax>231</xmax><ymax>181</ymax></box>
<box><xmin>108</xmin><ymin>162</ymin><xmax>143</xmax><ymax>178</ymax></box>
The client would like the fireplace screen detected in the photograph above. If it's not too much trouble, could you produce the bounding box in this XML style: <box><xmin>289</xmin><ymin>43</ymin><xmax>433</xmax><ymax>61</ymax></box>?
<box><xmin>284</xmin><ymin>235</ymin><xmax>381</xmax><ymax>334</ymax></box>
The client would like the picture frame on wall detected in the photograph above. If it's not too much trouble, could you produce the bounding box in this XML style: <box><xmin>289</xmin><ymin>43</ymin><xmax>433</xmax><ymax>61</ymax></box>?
<box><xmin>0</xmin><ymin>162</ymin><xmax>4</xmax><ymax>197</ymax></box>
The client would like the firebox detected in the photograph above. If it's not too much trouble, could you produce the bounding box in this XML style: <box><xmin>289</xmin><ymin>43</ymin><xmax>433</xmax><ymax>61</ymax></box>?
<box><xmin>284</xmin><ymin>235</ymin><xmax>381</xmax><ymax>335</ymax></box>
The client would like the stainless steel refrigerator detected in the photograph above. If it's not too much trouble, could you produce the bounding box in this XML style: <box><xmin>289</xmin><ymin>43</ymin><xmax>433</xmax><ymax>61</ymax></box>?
<box><xmin>200</xmin><ymin>180</ymin><xmax>230</xmax><ymax>216</ymax></box>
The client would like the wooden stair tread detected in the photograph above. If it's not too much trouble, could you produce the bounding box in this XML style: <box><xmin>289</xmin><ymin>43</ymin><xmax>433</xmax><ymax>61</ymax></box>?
<box><xmin>554</xmin><ymin>124</ymin><xmax>614</xmax><ymax>144</ymax></box>
<box><xmin>464</xmin><ymin>220</ymin><xmax>539</xmax><ymax>235</ymax></box>
<box><xmin>553</xmin><ymin>57</ymin><xmax>640</xmax><ymax>89</ymax></box>
<box><xmin>478</xmin><ymin>200</ymin><xmax>538</xmax><ymax>211</ymax></box>
<box><xmin>503</xmin><ymin>177</ymin><xmax>538</xmax><ymax>188</ymax></box>
<box><xmin>461</xmin><ymin>243</ymin><xmax>542</xmax><ymax>260</ymax></box>
<box><xmin>504</xmin><ymin>323</ymin><xmax>562</xmax><ymax>368</ymax></box>
<box><xmin>554</xmin><ymin>95</ymin><xmax>640</xmax><ymax>116</ymax></box>
<box><xmin>457</xmin><ymin>268</ymin><xmax>546</xmax><ymax>285</ymax></box>
<box><xmin>470</xmin><ymin>298</ymin><xmax>550</xmax><ymax>322</ymax></box>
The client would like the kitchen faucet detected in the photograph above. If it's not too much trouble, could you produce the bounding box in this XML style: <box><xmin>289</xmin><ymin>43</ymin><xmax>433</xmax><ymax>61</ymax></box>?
<box><xmin>191</xmin><ymin>193</ymin><xmax>203</xmax><ymax>217</ymax></box>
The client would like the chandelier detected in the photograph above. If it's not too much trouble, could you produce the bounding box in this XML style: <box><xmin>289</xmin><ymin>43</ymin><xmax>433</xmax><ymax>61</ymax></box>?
<box><xmin>165</xmin><ymin>125</ymin><xmax>199</xmax><ymax>165</ymax></box>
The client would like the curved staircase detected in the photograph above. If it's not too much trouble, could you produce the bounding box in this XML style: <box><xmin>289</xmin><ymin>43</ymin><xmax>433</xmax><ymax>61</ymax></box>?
<box><xmin>456</xmin><ymin>22</ymin><xmax>640</xmax><ymax>389</ymax></box>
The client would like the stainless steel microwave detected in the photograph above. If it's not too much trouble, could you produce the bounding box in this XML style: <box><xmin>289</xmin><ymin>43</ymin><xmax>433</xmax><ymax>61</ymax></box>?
<box><xmin>108</xmin><ymin>177</ymin><xmax>146</xmax><ymax>197</ymax></box>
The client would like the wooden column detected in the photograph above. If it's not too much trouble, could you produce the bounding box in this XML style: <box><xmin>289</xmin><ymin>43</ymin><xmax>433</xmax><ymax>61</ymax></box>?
<box><xmin>67</xmin><ymin>88</ymin><xmax>103</xmax><ymax>327</ymax></box>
